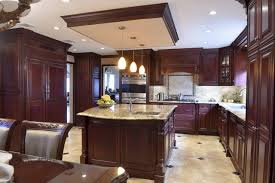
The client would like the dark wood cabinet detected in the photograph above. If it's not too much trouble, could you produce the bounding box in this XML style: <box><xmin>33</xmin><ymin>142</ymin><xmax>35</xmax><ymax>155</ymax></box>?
<box><xmin>83</xmin><ymin>111</ymin><xmax>176</xmax><ymax>182</ymax></box>
<box><xmin>197</xmin><ymin>104</ymin><xmax>218</xmax><ymax>135</ymax></box>
<box><xmin>0</xmin><ymin>28</ymin><xmax>68</xmax><ymax>123</ymax></box>
<box><xmin>199</xmin><ymin>49</ymin><xmax>219</xmax><ymax>86</ymax></box>
<box><xmin>246</xmin><ymin>0</ymin><xmax>274</xmax><ymax>181</ymax></box>
<box><xmin>248</xmin><ymin>0</ymin><xmax>258</xmax><ymax>50</ymax></box>
<box><xmin>174</xmin><ymin>104</ymin><xmax>196</xmax><ymax>134</ymax></box>
<box><xmin>150</xmin><ymin>51</ymin><xmax>164</xmax><ymax>85</ymax></box>
<box><xmin>74</xmin><ymin>53</ymin><xmax>101</xmax><ymax>125</ymax></box>
<box><xmin>244</xmin><ymin>124</ymin><xmax>257</xmax><ymax>183</ymax></box>
<box><xmin>228</xmin><ymin>114</ymin><xmax>237</xmax><ymax>157</ymax></box>
<box><xmin>219</xmin><ymin>47</ymin><xmax>234</xmax><ymax>85</ymax></box>
<box><xmin>159</xmin><ymin>48</ymin><xmax>201</xmax><ymax>74</ymax></box>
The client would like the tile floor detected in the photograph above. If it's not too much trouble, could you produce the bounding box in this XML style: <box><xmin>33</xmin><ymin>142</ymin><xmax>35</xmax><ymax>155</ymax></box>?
<box><xmin>63</xmin><ymin>127</ymin><xmax>241</xmax><ymax>183</ymax></box>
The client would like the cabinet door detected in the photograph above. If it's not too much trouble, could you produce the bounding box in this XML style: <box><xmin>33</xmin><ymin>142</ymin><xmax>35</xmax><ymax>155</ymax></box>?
<box><xmin>244</xmin><ymin>125</ymin><xmax>257</xmax><ymax>183</ymax></box>
<box><xmin>248</xmin><ymin>0</ymin><xmax>259</xmax><ymax>49</ymax></box>
<box><xmin>236</xmin><ymin>123</ymin><xmax>245</xmax><ymax>178</ymax></box>
<box><xmin>259</xmin><ymin>0</ymin><xmax>274</xmax><ymax>43</ymax></box>
<box><xmin>26</xmin><ymin>59</ymin><xmax>46</xmax><ymax>121</ymax></box>
<box><xmin>88</xmin><ymin>121</ymin><xmax>121</xmax><ymax>167</ymax></box>
<box><xmin>258</xmin><ymin>47</ymin><xmax>274</xmax><ymax>134</ymax></box>
<box><xmin>247</xmin><ymin>54</ymin><xmax>258</xmax><ymax>127</ymax></box>
<box><xmin>255</xmin><ymin>132</ymin><xmax>271</xmax><ymax>183</ymax></box>
<box><xmin>174</xmin><ymin>104</ymin><xmax>196</xmax><ymax>134</ymax></box>
<box><xmin>199</xmin><ymin>49</ymin><xmax>219</xmax><ymax>86</ymax></box>
<box><xmin>254</xmin><ymin>45</ymin><xmax>274</xmax><ymax>183</ymax></box>
<box><xmin>228</xmin><ymin>115</ymin><xmax>236</xmax><ymax>157</ymax></box>
<box><xmin>122</xmin><ymin>125</ymin><xmax>156</xmax><ymax>172</ymax></box>
<box><xmin>46</xmin><ymin>64</ymin><xmax>66</xmax><ymax>122</ymax></box>
<box><xmin>198</xmin><ymin>104</ymin><xmax>217</xmax><ymax>134</ymax></box>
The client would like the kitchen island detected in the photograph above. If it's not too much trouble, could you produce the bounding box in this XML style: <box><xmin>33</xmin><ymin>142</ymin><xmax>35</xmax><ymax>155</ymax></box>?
<box><xmin>78</xmin><ymin>104</ymin><xmax>177</xmax><ymax>183</ymax></box>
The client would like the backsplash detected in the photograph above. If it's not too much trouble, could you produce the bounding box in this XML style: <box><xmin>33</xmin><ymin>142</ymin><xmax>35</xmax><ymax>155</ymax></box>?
<box><xmin>149</xmin><ymin>72</ymin><xmax>246</xmax><ymax>103</ymax></box>
<box><xmin>150</xmin><ymin>85</ymin><xmax>246</xmax><ymax>103</ymax></box>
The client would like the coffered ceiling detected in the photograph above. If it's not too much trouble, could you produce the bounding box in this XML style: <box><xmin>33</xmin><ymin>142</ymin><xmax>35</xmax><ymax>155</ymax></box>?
<box><xmin>15</xmin><ymin>0</ymin><xmax>247</xmax><ymax>55</ymax></box>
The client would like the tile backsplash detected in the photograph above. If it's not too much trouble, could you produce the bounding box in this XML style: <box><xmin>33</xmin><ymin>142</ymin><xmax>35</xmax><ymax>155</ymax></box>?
<box><xmin>150</xmin><ymin>85</ymin><xmax>246</xmax><ymax>103</ymax></box>
<box><xmin>150</xmin><ymin>73</ymin><xmax>246</xmax><ymax>103</ymax></box>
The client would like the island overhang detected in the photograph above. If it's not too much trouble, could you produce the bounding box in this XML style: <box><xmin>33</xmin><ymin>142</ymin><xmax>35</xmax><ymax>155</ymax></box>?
<box><xmin>78</xmin><ymin>104</ymin><xmax>177</xmax><ymax>121</ymax></box>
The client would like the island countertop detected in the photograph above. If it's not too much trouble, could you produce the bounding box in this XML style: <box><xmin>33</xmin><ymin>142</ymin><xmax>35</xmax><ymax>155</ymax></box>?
<box><xmin>78</xmin><ymin>104</ymin><xmax>177</xmax><ymax>121</ymax></box>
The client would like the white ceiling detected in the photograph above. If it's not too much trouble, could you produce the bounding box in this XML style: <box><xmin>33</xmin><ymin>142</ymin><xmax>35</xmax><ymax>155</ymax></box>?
<box><xmin>70</xmin><ymin>18</ymin><xmax>174</xmax><ymax>49</ymax></box>
<box><xmin>16</xmin><ymin>0</ymin><xmax>247</xmax><ymax>55</ymax></box>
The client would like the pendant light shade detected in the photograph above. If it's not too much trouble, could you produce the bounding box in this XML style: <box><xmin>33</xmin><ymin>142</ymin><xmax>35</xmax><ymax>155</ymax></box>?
<box><xmin>118</xmin><ymin>56</ymin><xmax>127</xmax><ymax>70</ymax></box>
<box><xmin>139</xmin><ymin>65</ymin><xmax>146</xmax><ymax>75</ymax></box>
<box><xmin>130</xmin><ymin>61</ymin><xmax>137</xmax><ymax>73</ymax></box>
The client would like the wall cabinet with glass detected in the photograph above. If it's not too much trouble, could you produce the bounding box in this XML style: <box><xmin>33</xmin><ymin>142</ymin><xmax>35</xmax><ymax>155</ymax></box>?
<box><xmin>219</xmin><ymin>47</ymin><xmax>233</xmax><ymax>86</ymax></box>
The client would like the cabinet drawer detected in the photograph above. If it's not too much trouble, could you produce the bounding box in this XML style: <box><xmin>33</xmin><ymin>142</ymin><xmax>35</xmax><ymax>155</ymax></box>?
<box><xmin>175</xmin><ymin>104</ymin><xmax>196</xmax><ymax>115</ymax></box>
<box><xmin>199</xmin><ymin>104</ymin><xmax>211</xmax><ymax>113</ymax></box>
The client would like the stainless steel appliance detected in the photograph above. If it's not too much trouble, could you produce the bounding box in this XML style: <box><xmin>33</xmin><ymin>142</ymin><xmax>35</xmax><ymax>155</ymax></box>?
<box><xmin>121</xmin><ymin>76</ymin><xmax>147</xmax><ymax>104</ymax></box>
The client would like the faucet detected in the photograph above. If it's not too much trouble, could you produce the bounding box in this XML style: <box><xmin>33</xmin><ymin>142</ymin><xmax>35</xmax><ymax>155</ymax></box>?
<box><xmin>128</xmin><ymin>98</ymin><xmax>138</xmax><ymax>112</ymax></box>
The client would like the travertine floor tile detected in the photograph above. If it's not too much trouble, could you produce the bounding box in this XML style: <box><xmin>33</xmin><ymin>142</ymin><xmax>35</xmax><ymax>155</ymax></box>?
<box><xmin>63</xmin><ymin>128</ymin><xmax>241</xmax><ymax>183</ymax></box>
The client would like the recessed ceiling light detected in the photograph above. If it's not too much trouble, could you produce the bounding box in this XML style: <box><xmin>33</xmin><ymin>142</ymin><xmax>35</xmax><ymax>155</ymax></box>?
<box><xmin>205</xmin><ymin>30</ymin><xmax>211</xmax><ymax>33</ymax></box>
<box><xmin>54</xmin><ymin>26</ymin><xmax>60</xmax><ymax>30</ymax></box>
<box><xmin>204</xmin><ymin>41</ymin><xmax>208</xmax><ymax>44</ymax></box>
<box><xmin>81</xmin><ymin>39</ymin><xmax>87</xmax><ymax>42</ymax></box>
<box><xmin>61</xmin><ymin>0</ymin><xmax>70</xmax><ymax>3</ymax></box>
<box><xmin>209</xmin><ymin>11</ymin><xmax>217</xmax><ymax>15</ymax></box>
<box><xmin>73</xmin><ymin>48</ymin><xmax>77</xmax><ymax>52</ymax></box>
<box><xmin>101</xmin><ymin>47</ymin><xmax>105</xmax><ymax>50</ymax></box>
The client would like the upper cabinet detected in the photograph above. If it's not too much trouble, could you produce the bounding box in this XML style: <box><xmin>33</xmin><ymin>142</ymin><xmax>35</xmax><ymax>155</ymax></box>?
<box><xmin>219</xmin><ymin>47</ymin><xmax>234</xmax><ymax>86</ymax></box>
<box><xmin>150</xmin><ymin>51</ymin><xmax>164</xmax><ymax>85</ymax></box>
<box><xmin>199</xmin><ymin>49</ymin><xmax>219</xmax><ymax>86</ymax></box>
<box><xmin>248</xmin><ymin>0</ymin><xmax>274</xmax><ymax>50</ymax></box>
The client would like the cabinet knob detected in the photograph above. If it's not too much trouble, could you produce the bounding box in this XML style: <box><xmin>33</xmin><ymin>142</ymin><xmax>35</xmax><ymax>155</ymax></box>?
<box><xmin>251</xmin><ymin>126</ymin><xmax>258</xmax><ymax>131</ymax></box>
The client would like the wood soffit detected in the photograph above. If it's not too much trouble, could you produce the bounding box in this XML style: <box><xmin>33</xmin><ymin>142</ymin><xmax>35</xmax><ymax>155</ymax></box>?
<box><xmin>61</xmin><ymin>3</ymin><xmax>179</xmax><ymax>44</ymax></box>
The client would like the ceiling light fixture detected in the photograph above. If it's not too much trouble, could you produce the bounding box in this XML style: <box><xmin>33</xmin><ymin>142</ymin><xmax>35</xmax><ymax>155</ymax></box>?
<box><xmin>130</xmin><ymin>50</ymin><xmax>137</xmax><ymax>73</ymax></box>
<box><xmin>204</xmin><ymin>41</ymin><xmax>208</xmax><ymax>44</ymax></box>
<box><xmin>0</xmin><ymin>0</ymin><xmax>41</xmax><ymax>32</ymax></box>
<box><xmin>205</xmin><ymin>30</ymin><xmax>211</xmax><ymax>33</ymax></box>
<box><xmin>100</xmin><ymin>47</ymin><xmax>105</xmax><ymax>50</ymax></box>
<box><xmin>117</xmin><ymin>26</ymin><xmax>127</xmax><ymax>70</ymax></box>
<box><xmin>61</xmin><ymin>0</ymin><xmax>70</xmax><ymax>3</ymax></box>
<box><xmin>54</xmin><ymin>26</ymin><xmax>60</xmax><ymax>30</ymax></box>
<box><xmin>209</xmin><ymin>10</ymin><xmax>217</xmax><ymax>15</ymax></box>
<box><xmin>139</xmin><ymin>45</ymin><xmax>146</xmax><ymax>75</ymax></box>
<box><xmin>81</xmin><ymin>39</ymin><xmax>87</xmax><ymax>42</ymax></box>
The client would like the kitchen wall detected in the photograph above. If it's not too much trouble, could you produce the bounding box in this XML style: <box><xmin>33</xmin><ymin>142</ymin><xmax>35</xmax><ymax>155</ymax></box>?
<box><xmin>150</xmin><ymin>72</ymin><xmax>246</xmax><ymax>103</ymax></box>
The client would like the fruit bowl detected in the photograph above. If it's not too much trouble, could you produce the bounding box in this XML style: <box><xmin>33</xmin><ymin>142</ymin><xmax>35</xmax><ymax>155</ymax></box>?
<box><xmin>98</xmin><ymin>103</ymin><xmax>114</xmax><ymax>108</ymax></box>
<box><xmin>97</xmin><ymin>95</ymin><xmax>116</xmax><ymax>108</ymax></box>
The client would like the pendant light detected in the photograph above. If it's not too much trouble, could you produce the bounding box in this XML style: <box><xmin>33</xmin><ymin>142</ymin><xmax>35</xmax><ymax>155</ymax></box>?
<box><xmin>139</xmin><ymin>47</ymin><xmax>146</xmax><ymax>75</ymax></box>
<box><xmin>130</xmin><ymin>50</ymin><xmax>137</xmax><ymax>73</ymax></box>
<box><xmin>117</xmin><ymin>26</ymin><xmax>127</xmax><ymax>70</ymax></box>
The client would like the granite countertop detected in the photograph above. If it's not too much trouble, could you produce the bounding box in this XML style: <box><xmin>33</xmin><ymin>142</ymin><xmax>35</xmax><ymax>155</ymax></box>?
<box><xmin>149</xmin><ymin>100</ymin><xmax>218</xmax><ymax>104</ymax></box>
<box><xmin>149</xmin><ymin>100</ymin><xmax>246</xmax><ymax>121</ymax></box>
<box><xmin>78</xmin><ymin>104</ymin><xmax>177</xmax><ymax>121</ymax></box>
<box><xmin>218</xmin><ymin>103</ymin><xmax>246</xmax><ymax>121</ymax></box>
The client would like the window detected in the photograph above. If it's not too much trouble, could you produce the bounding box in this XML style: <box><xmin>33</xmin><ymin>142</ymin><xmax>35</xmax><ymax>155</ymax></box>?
<box><xmin>109</xmin><ymin>74</ymin><xmax>115</xmax><ymax>90</ymax></box>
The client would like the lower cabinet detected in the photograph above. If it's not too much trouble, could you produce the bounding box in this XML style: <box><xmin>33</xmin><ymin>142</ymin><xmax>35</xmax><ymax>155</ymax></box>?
<box><xmin>174</xmin><ymin>104</ymin><xmax>196</xmax><ymax>134</ymax></box>
<box><xmin>174</xmin><ymin>103</ymin><xmax>218</xmax><ymax>135</ymax></box>
<box><xmin>197</xmin><ymin>104</ymin><xmax>218</xmax><ymax>135</ymax></box>
<box><xmin>227</xmin><ymin>114</ymin><xmax>245</xmax><ymax>180</ymax></box>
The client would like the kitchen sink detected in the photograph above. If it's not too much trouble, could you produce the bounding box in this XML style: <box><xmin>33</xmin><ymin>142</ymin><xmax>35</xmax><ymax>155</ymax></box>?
<box><xmin>133</xmin><ymin>111</ymin><xmax>160</xmax><ymax>115</ymax></box>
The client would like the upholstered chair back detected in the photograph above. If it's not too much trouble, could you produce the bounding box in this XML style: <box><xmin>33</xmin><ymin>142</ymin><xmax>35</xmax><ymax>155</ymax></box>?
<box><xmin>21</xmin><ymin>121</ymin><xmax>72</xmax><ymax>160</ymax></box>
<box><xmin>0</xmin><ymin>118</ymin><xmax>18</xmax><ymax>151</ymax></box>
